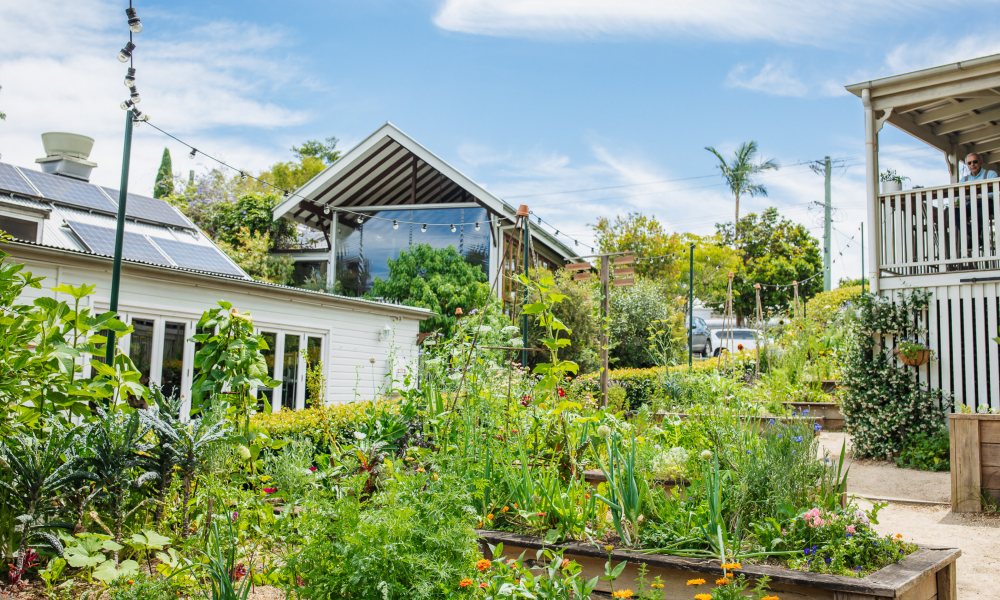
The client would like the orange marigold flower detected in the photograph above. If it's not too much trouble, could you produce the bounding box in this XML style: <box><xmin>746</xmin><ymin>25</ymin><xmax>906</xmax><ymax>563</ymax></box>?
<box><xmin>479</xmin><ymin>582</ymin><xmax>487</xmax><ymax>589</ymax></box>
<box><xmin>686</xmin><ymin>578</ymin><xmax>706</xmax><ymax>585</ymax></box>
<box><xmin>486</xmin><ymin>513</ymin><xmax>494</xmax><ymax>521</ymax></box>
<box><xmin>761</xmin><ymin>596</ymin><xmax>780</xmax><ymax>600</ymax></box>
<box><xmin>459</xmin><ymin>578</ymin><xmax>474</xmax><ymax>588</ymax></box>
<box><xmin>476</xmin><ymin>559</ymin><xmax>491</xmax><ymax>572</ymax></box>
<box><xmin>501</xmin><ymin>506</ymin><xmax>510</xmax><ymax>513</ymax></box>
<box><xmin>721</xmin><ymin>562</ymin><xmax>742</xmax><ymax>570</ymax></box>
<box><xmin>695</xmin><ymin>594</ymin><xmax>712</xmax><ymax>600</ymax></box>
<box><xmin>611</xmin><ymin>590</ymin><xmax>634</xmax><ymax>599</ymax></box>
<box><xmin>716</xmin><ymin>577</ymin><xmax>731</xmax><ymax>585</ymax></box>
<box><xmin>894</xmin><ymin>533</ymin><xmax>903</xmax><ymax>540</ymax></box>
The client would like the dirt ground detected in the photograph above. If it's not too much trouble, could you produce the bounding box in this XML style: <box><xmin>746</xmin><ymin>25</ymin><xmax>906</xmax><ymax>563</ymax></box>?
<box><xmin>820</xmin><ymin>432</ymin><xmax>1000</xmax><ymax>600</ymax></box>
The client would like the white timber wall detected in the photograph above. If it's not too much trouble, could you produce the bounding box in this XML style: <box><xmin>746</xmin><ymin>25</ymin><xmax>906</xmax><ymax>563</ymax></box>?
<box><xmin>881</xmin><ymin>275</ymin><xmax>1000</xmax><ymax>411</ymax></box>
<box><xmin>7</xmin><ymin>248</ymin><xmax>424</xmax><ymax>408</ymax></box>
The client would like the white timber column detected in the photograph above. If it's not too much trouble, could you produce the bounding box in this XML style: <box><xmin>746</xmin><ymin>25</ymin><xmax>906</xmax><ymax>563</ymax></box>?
<box><xmin>948</xmin><ymin>144</ymin><xmax>961</xmax><ymax>184</ymax></box>
<box><xmin>862</xmin><ymin>88</ymin><xmax>881</xmax><ymax>293</ymax></box>
<box><xmin>326</xmin><ymin>210</ymin><xmax>338</xmax><ymax>290</ymax></box>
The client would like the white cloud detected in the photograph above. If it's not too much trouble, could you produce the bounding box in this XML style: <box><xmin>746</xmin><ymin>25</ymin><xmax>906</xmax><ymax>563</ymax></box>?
<box><xmin>433</xmin><ymin>0</ymin><xmax>945</xmax><ymax>45</ymax></box>
<box><xmin>884</xmin><ymin>34</ymin><xmax>1000</xmax><ymax>75</ymax></box>
<box><xmin>726</xmin><ymin>61</ymin><xmax>808</xmax><ymax>97</ymax></box>
<box><xmin>0</xmin><ymin>0</ymin><xmax>309</xmax><ymax>195</ymax></box>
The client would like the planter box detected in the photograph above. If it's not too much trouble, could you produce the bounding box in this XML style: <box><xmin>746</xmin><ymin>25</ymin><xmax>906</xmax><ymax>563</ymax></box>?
<box><xmin>783</xmin><ymin>401</ymin><xmax>845</xmax><ymax>432</ymax></box>
<box><xmin>582</xmin><ymin>469</ymin><xmax>687</xmax><ymax>494</ymax></box>
<box><xmin>655</xmin><ymin>411</ymin><xmax>824</xmax><ymax>436</ymax></box>
<box><xmin>479</xmin><ymin>530</ymin><xmax>959</xmax><ymax>600</ymax></box>
<box><xmin>949</xmin><ymin>413</ymin><xmax>1000</xmax><ymax>512</ymax></box>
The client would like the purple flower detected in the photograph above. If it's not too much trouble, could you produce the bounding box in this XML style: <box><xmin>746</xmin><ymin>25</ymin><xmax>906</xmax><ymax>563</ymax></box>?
<box><xmin>814</xmin><ymin>423</ymin><xmax>823</xmax><ymax>432</ymax></box>
<box><xmin>232</xmin><ymin>511</ymin><xmax>239</xmax><ymax>521</ymax></box>
<box><xmin>793</xmin><ymin>435</ymin><xmax>803</xmax><ymax>443</ymax></box>
<box><xmin>802</xmin><ymin>408</ymin><xmax>810</xmax><ymax>415</ymax></box>
<box><xmin>768</xmin><ymin>418</ymin><xmax>776</xmax><ymax>425</ymax></box>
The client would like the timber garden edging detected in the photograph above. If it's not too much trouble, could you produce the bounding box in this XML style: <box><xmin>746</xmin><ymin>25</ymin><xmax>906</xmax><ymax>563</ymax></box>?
<box><xmin>949</xmin><ymin>413</ymin><xmax>1000</xmax><ymax>512</ymax></box>
<box><xmin>479</xmin><ymin>530</ymin><xmax>959</xmax><ymax>600</ymax></box>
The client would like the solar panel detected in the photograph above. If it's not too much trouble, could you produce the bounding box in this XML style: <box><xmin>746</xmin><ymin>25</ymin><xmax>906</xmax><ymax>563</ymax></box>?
<box><xmin>153</xmin><ymin>237</ymin><xmax>244</xmax><ymax>276</ymax></box>
<box><xmin>0</xmin><ymin>163</ymin><xmax>39</xmax><ymax>197</ymax></box>
<box><xmin>102</xmin><ymin>187</ymin><xmax>193</xmax><ymax>229</ymax></box>
<box><xmin>21</xmin><ymin>169</ymin><xmax>117</xmax><ymax>213</ymax></box>
<box><xmin>65</xmin><ymin>221</ymin><xmax>171</xmax><ymax>266</ymax></box>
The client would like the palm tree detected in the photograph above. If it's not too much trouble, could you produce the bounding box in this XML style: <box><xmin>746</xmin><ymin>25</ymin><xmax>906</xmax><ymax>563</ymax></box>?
<box><xmin>705</xmin><ymin>141</ymin><xmax>778</xmax><ymax>226</ymax></box>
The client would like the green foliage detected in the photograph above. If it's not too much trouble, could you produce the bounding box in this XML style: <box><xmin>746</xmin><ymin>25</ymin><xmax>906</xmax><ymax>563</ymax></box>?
<box><xmin>153</xmin><ymin>148</ymin><xmax>174</xmax><ymax>199</ymax></box>
<box><xmin>804</xmin><ymin>285</ymin><xmax>862</xmax><ymax>330</ymax></box>
<box><xmin>841</xmin><ymin>291</ymin><xmax>948</xmax><ymax>459</ymax></box>
<box><xmin>251</xmin><ymin>402</ymin><xmax>390</xmax><ymax>453</ymax></box>
<box><xmin>705</xmin><ymin>140</ymin><xmax>778</xmax><ymax>224</ymax></box>
<box><xmin>519</xmin><ymin>270</ymin><xmax>578</xmax><ymax>398</ymax></box>
<box><xmin>369</xmin><ymin>244</ymin><xmax>490</xmax><ymax>336</ymax></box>
<box><xmin>716</xmin><ymin>208</ymin><xmax>823</xmax><ymax>322</ymax></box>
<box><xmin>547</xmin><ymin>269</ymin><xmax>600</xmax><ymax>374</ymax></box>
<box><xmin>609</xmin><ymin>278</ymin><xmax>678</xmax><ymax>368</ymax></box>
<box><xmin>594</xmin><ymin>213</ymin><xmax>685</xmax><ymax>281</ymax></box>
<box><xmin>107</xmin><ymin>571</ymin><xmax>178</xmax><ymax>600</ymax></box>
<box><xmin>290</xmin><ymin>471</ymin><xmax>480</xmax><ymax>599</ymax></box>
<box><xmin>895</xmin><ymin>426</ymin><xmax>950</xmax><ymax>472</ymax></box>
<box><xmin>215</xmin><ymin>227</ymin><xmax>294</xmax><ymax>284</ymax></box>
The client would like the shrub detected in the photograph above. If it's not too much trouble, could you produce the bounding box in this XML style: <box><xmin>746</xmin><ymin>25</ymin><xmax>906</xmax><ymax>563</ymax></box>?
<box><xmin>290</xmin><ymin>471</ymin><xmax>479</xmax><ymax>599</ymax></box>
<box><xmin>251</xmin><ymin>401</ymin><xmax>392</xmax><ymax>453</ymax></box>
<box><xmin>895</xmin><ymin>427</ymin><xmax>950</xmax><ymax>472</ymax></box>
<box><xmin>805</xmin><ymin>285</ymin><xmax>862</xmax><ymax>329</ymax></box>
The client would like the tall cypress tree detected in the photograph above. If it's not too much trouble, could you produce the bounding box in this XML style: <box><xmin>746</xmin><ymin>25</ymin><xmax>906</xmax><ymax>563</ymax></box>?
<box><xmin>153</xmin><ymin>147</ymin><xmax>174</xmax><ymax>199</ymax></box>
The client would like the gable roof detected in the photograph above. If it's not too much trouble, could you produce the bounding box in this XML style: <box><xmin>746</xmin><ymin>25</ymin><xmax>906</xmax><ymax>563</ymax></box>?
<box><xmin>846</xmin><ymin>53</ymin><xmax>1000</xmax><ymax>164</ymax></box>
<box><xmin>273</xmin><ymin>123</ymin><xmax>576</xmax><ymax>261</ymax></box>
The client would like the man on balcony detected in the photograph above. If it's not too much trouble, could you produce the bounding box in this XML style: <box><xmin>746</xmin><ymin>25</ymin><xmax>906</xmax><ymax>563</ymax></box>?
<box><xmin>960</xmin><ymin>152</ymin><xmax>998</xmax><ymax>181</ymax></box>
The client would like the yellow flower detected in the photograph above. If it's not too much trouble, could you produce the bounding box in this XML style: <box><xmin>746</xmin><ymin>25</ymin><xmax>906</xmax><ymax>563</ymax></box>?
<box><xmin>476</xmin><ymin>559</ymin><xmax>491</xmax><ymax>572</ymax></box>
<box><xmin>695</xmin><ymin>594</ymin><xmax>712</xmax><ymax>600</ymax></box>
<box><xmin>604</xmin><ymin>544</ymin><xmax>615</xmax><ymax>553</ymax></box>
<box><xmin>761</xmin><ymin>596</ymin><xmax>780</xmax><ymax>600</ymax></box>
<box><xmin>894</xmin><ymin>533</ymin><xmax>903</xmax><ymax>540</ymax></box>
<box><xmin>686</xmin><ymin>578</ymin><xmax>706</xmax><ymax>585</ymax></box>
<box><xmin>715</xmin><ymin>577</ymin><xmax>729</xmax><ymax>585</ymax></box>
<box><xmin>721</xmin><ymin>562</ymin><xmax>742</xmax><ymax>570</ymax></box>
<box><xmin>611</xmin><ymin>590</ymin><xmax>634</xmax><ymax>599</ymax></box>
<box><xmin>650</xmin><ymin>581</ymin><xmax>664</xmax><ymax>589</ymax></box>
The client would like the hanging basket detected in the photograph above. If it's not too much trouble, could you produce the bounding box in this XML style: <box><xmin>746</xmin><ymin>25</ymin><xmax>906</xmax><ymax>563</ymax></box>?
<box><xmin>895</xmin><ymin>347</ymin><xmax>930</xmax><ymax>367</ymax></box>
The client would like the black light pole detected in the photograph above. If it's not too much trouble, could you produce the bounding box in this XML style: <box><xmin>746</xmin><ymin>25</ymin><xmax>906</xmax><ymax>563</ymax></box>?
<box><xmin>688</xmin><ymin>243</ymin><xmax>695</xmax><ymax>370</ymax></box>
<box><xmin>105</xmin><ymin>2</ymin><xmax>143</xmax><ymax>363</ymax></box>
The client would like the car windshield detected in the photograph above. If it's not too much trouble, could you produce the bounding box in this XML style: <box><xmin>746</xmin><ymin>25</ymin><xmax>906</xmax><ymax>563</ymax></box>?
<box><xmin>716</xmin><ymin>330</ymin><xmax>756</xmax><ymax>340</ymax></box>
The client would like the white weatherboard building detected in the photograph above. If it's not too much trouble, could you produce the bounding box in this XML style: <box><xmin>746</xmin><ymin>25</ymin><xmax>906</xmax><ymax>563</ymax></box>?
<box><xmin>848</xmin><ymin>54</ymin><xmax>1000</xmax><ymax>411</ymax></box>
<box><xmin>0</xmin><ymin>132</ymin><xmax>429</xmax><ymax>411</ymax></box>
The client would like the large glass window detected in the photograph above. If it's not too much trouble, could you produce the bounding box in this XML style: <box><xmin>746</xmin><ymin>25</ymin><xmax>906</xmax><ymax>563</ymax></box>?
<box><xmin>306</xmin><ymin>336</ymin><xmax>323</xmax><ymax>406</ymax></box>
<box><xmin>129</xmin><ymin>318</ymin><xmax>155</xmax><ymax>386</ymax></box>
<box><xmin>0</xmin><ymin>214</ymin><xmax>39</xmax><ymax>241</ymax></box>
<box><xmin>336</xmin><ymin>207</ymin><xmax>490</xmax><ymax>295</ymax></box>
<box><xmin>161</xmin><ymin>321</ymin><xmax>185</xmax><ymax>398</ymax></box>
<box><xmin>281</xmin><ymin>334</ymin><xmax>299</xmax><ymax>410</ymax></box>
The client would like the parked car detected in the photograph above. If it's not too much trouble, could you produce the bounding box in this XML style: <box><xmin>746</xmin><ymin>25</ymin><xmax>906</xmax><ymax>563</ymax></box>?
<box><xmin>688</xmin><ymin>316</ymin><xmax>712</xmax><ymax>357</ymax></box>
<box><xmin>709</xmin><ymin>328</ymin><xmax>762</xmax><ymax>356</ymax></box>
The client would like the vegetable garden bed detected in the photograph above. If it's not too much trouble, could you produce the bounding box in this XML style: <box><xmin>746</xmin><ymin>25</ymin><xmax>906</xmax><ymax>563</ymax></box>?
<box><xmin>783</xmin><ymin>401</ymin><xmax>844</xmax><ymax>432</ymax></box>
<box><xmin>949</xmin><ymin>413</ymin><xmax>1000</xmax><ymax>512</ymax></box>
<box><xmin>479</xmin><ymin>530</ymin><xmax>959</xmax><ymax>600</ymax></box>
<box><xmin>654</xmin><ymin>411</ymin><xmax>825</xmax><ymax>435</ymax></box>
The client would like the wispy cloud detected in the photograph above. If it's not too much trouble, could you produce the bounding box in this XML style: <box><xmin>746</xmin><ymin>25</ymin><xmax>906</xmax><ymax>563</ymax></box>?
<box><xmin>434</xmin><ymin>0</ymin><xmax>946</xmax><ymax>45</ymax></box>
<box><xmin>0</xmin><ymin>0</ymin><xmax>309</xmax><ymax>194</ymax></box>
<box><xmin>883</xmin><ymin>34</ymin><xmax>1000</xmax><ymax>75</ymax></box>
<box><xmin>726</xmin><ymin>61</ymin><xmax>808</xmax><ymax>97</ymax></box>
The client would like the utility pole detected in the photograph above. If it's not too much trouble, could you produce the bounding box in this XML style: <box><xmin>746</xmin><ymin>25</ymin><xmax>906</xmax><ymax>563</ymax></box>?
<box><xmin>823</xmin><ymin>155</ymin><xmax>832</xmax><ymax>291</ymax></box>
<box><xmin>106</xmin><ymin>109</ymin><xmax>135</xmax><ymax>364</ymax></box>
<box><xmin>860</xmin><ymin>221</ymin><xmax>865</xmax><ymax>293</ymax></box>
<box><xmin>599</xmin><ymin>257</ymin><xmax>609</xmax><ymax>405</ymax></box>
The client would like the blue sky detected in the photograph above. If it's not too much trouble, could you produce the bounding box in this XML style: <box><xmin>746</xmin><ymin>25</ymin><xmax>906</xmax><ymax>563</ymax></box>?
<box><xmin>2</xmin><ymin>0</ymin><xmax>998</xmax><ymax>284</ymax></box>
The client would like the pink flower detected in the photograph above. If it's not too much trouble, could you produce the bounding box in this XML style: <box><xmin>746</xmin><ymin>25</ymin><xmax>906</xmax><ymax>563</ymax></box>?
<box><xmin>846</xmin><ymin>525</ymin><xmax>856</xmax><ymax>535</ymax></box>
<box><xmin>557</xmin><ymin>388</ymin><xmax>566</xmax><ymax>397</ymax></box>
<box><xmin>309</xmin><ymin>466</ymin><xmax>317</xmax><ymax>472</ymax></box>
<box><xmin>263</xmin><ymin>487</ymin><xmax>278</xmax><ymax>494</ymax></box>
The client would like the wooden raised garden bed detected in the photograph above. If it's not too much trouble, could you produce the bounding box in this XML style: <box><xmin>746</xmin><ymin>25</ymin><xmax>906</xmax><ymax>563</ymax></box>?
<box><xmin>949</xmin><ymin>413</ymin><xmax>1000</xmax><ymax>512</ymax></box>
<box><xmin>479</xmin><ymin>530</ymin><xmax>959</xmax><ymax>600</ymax></box>
<box><xmin>654</xmin><ymin>411</ymin><xmax>824</xmax><ymax>436</ymax></box>
<box><xmin>783</xmin><ymin>401</ymin><xmax>844</xmax><ymax>432</ymax></box>
<box><xmin>582</xmin><ymin>469</ymin><xmax>687</xmax><ymax>494</ymax></box>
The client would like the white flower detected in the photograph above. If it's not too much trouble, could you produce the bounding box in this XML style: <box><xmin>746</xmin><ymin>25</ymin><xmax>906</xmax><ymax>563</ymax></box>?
<box><xmin>508</xmin><ymin>338</ymin><xmax>524</xmax><ymax>348</ymax></box>
<box><xmin>353</xmin><ymin>431</ymin><xmax>366</xmax><ymax>440</ymax></box>
<box><xmin>699</xmin><ymin>449</ymin><xmax>713</xmax><ymax>461</ymax></box>
<box><xmin>476</xmin><ymin>325</ymin><xmax>493</xmax><ymax>334</ymax></box>
<box><xmin>502</xmin><ymin>325</ymin><xmax>521</xmax><ymax>336</ymax></box>
<box><xmin>596</xmin><ymin>425</ymin><xmax>612</xmax><ymax>438</ymax></box>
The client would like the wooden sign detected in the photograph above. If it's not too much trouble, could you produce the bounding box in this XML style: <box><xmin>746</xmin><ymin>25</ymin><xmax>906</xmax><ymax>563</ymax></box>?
<box><xmin>613</xmin><ymin>255</ymin><xmax>635</xmax><ymax>265</ymax></box>
<box><xmin>612</xmin><ymin>278</ymin><xmax>635</xmax><ymax>287</ymax></box>
<box><xmin>573</xmin><ymin>272</ymin><xmax>592</xmax><ymax>281</ymax></box>
<box><xmin>614</xmin><ymin>267</ymin><xmax>635</xmax><ymax>277</ymax></box>
<box><xmin>565</xmin><ymin>262</ymin><xmax>592</xmax><ymax>272</ymax></box>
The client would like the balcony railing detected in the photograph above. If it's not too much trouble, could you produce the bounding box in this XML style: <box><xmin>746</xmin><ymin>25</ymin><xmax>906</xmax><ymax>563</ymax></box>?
<box><xmin>878</xmin><ymin>180</ymin><xmax>1000</xmax><ymax>276</ymax></box>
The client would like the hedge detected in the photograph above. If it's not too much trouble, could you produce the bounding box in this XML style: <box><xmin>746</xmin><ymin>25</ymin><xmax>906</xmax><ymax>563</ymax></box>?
<box><xmin>251</xmin><ymin>399</ymin><xmax>397</xmax><ymax>451</ymax></box>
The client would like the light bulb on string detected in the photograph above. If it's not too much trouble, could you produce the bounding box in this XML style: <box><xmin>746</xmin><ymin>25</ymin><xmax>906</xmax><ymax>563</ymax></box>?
<box><xmin>357</xmin><ymin>215</ymin><xmax>365</xmax><ymax>225</ymax></box>
<box><xmin>189</xmin><ymin>148</ymin><xmax>197</xmax><ymax>158</ymax></box>
<box><xmin>120</xmin><ymin>99</ymin><xmax>134</xmax><ymax>110</ymax></box>
<box><xmin>392</xmin><ymin>220</ymin><xmax>399</xmax><ymax>230</ymax></box>
<box><xmin>117</xmin><ymin>41</ymin><xmax>135</xmax><ymax>63</ymax></box>
<box><xmin>450</xmin><ymin>224</ymin><xmax>456</xmax><ymax>233</ymax></box>
<box><xmin>129</xmin><ymin>87</ymin><xmax>141</xmax><ymax>104</ymax></box>
<box><xmin>474</xmin><ymin>222</ymin><xmax>480</xmax><ymax>232</ymax></box>
<box><xmin>126</xmin><ymin>7</ymin><xmax>142</xmax><ymax>33</ymax></box>
<box><xmin>124</xmin><ymin>67</ymin><xmax>136</xmax><ymax>88</ymax></box>
<box><xmin>421</xmin><ymin>224</ymin><xmax>427</xmax><ymax>233</ymax></box>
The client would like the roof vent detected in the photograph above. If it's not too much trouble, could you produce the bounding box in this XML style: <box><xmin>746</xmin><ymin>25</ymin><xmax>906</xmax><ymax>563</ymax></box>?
<box><xmin>35</xmin><ymin>132</ymin><xmax>97</xmax><ymax>181</ymax></box>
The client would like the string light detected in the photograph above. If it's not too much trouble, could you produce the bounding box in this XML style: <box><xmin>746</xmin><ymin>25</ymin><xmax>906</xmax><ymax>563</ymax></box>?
<box><xmin>450</xmin><ymin>224</ymin><xmax>457</xmax><ymax>233</ymax></box>
<box><xmin>124</xmin><ymin>67</ymin><xmax>136</xmax><ymax>88</ymax></box>
<box><xmin>129</xmin><ymin>87</ymin><xmax>141</xmax><ymax>104</ymax></box>
<box><xmin>189</xmin><ymin>148</ymin><xmax>197</xmax><ymax>158</ymax></box>
<box><xmin>474</xmin><ymin>221</ymin><xmax>480</xmax><ymax>231</ymax></box>
<box><xmin>357</xmin><ymin>215</ymin><xmax>365</xmax><ymax>224</ymax></box>
<box><xmin>392</xmin><ymin>219</ymin><xmax>399</xmax><ymax>230</ymax></box>
<box><xmin>125</xmin><ymin>7</ymin><xmax>142</xmax><ymax>33</ymax></box>
<box><xmin>117</xmin><ymin>41</ymin><xmax>135</xmax><ymax>63</ymax></box>
<box><xmin>421</xmin><ymin>224</ymin><xmax>428</xmax><ymax>233</ymax></box>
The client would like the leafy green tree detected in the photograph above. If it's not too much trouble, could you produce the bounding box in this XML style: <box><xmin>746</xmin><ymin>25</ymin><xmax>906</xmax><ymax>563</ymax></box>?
<box><xmin>369</xmin><ymin>244</ymin><xmax>490</xmax><ymax>336</ymax></box>
<box><xmin>608</xmin><ymin>278</ymin><xmax>679</xmax><ymax>368</ymax></box>
<box><xmin>716</xmin><ymin>207</ymin><xmax>823</xmax><ymax>322</ymax></box>
<box><xmin>678</xmin><ymin>233</ymin><xmax>742</xmax><ymax>314</ymax></box>
<box><xmin>152</xmin><ymin>148</ymin><xmax>173</xmax><ymax>199</ymax></box>
<box><xmin>705</xmin><ymin>140</ymin><xmax>778</xmax><ymax>225</ymax></box>
<box><xmin>215</xmin><ymin>227</ymin><xmax>294</xmax><ymax>284</ymax></box>
<box><xmin>594</xmin><ymin>212</ymin><xmax>684</xmax><ymax>281</ymax></box>
<box><xmin>292</xmin><ymin>137</ymin><xmax>341</xmax><ymax>165</ymax></box>
<box><xmin>547</xmin><ymin>269</ymin><xmax>600</xmax><ymax>374</ymax></box>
